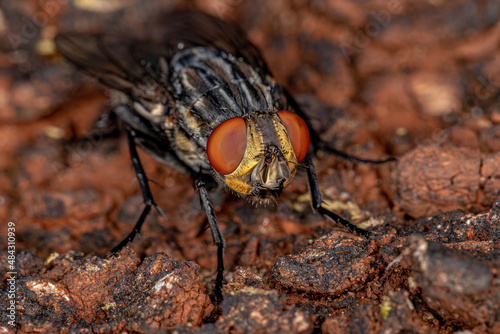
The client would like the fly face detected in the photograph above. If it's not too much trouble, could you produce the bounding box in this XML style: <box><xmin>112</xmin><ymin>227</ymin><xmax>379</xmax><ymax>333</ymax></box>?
<box><xmin>207</xmin><ymin>110</ymin><xmax>310</xmax><ymax>201</ymax></box>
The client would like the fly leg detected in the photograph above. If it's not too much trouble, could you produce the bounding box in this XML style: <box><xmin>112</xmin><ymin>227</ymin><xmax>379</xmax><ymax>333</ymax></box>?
<box><xmin>304</xmin><ymin>154</ymin><xmax>369</xmax><ymax>237</ymax></box>
<box><xmin>283</xmin><ymin>90</ymin><xmax>395</xmax><ymax>165</ymax></box>
<box><xmin>196</xmin><ymin>177</ymin><xmax>225</xmax><ymax>304</ymax></box>
<box><xmin>108</xmin><ymin>129</ymin><xmax>163</xmax><ymax>256</ymax></box>
<box><xmin>315</xmin><ymin>144</ymin><xmax>396</xmax><ymax>165</ymax></box>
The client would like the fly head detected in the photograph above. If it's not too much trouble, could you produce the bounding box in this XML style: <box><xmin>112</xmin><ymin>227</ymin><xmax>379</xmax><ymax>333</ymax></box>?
<box><xmin>206</xmin><ymin>110</ymin><xmax>310</xmax><ymax>203</ymax></box>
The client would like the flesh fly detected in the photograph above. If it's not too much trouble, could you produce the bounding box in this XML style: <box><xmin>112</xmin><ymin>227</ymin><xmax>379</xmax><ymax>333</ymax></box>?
<box><xmin>55</xmin><ymin>10</ymin><xmax>391</xmax><ymax>303</ymax></box>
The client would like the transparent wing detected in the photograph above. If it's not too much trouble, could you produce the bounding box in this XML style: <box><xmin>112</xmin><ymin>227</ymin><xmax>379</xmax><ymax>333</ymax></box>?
<box><xmin>55</xmin><ymin>10</ymin><xmax>272</xmax><ymax>93</ymax></box>
<box><xmin>55</xmin><ymin>33</ymin><xmax>147</xmax><ymax>92</ymax></box>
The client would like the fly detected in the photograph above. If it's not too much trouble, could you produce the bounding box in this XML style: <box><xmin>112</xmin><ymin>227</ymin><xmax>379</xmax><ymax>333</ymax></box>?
<box><xmin>55</xmin><ymin>10</ymin><xmax>392</xmax><ymax>303</ymax></box>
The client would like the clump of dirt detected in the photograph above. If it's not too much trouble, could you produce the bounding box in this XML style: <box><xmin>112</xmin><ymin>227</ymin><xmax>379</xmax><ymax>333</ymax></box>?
<box><xmin>394</xmin><ymin>144</ymin><xmax>500</xmax><ymax>217</ymax></box>
<box><xmin>1</xmin><ymin>248</ymin><xmax>214</xmax><ymax>332</ymax></box>
<box><xmin>273</xmin><ymin>231</ymin><xmax>381</xmax><ymax>296</ymax></box>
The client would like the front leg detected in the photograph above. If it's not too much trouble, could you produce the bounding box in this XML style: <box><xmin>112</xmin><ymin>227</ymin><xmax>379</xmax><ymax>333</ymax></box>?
<box><xmin>304</xmin><ymin>154</ymin><xmax>369</xmax><ymax>237</ymax></box>
<box><xmin>196</xmin><ymin>177</ymin><xmax>226</xmax><ymax>304</ymax></box>
<box><xmin>109</xmin><ymin>129</ymin><xmax>164</xmax><ymax>256</ymax></box>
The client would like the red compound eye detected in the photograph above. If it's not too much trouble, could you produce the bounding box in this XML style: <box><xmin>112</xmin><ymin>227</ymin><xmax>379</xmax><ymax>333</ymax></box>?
<box><xmin>277</xmin><ymin>110</ymin><xmax>310</xmax><ymax>162</ymax></box>
<box><xmin>207</xmin><ymin>117</ymin><xmax>247</xmax><ymax>175</ymax></box>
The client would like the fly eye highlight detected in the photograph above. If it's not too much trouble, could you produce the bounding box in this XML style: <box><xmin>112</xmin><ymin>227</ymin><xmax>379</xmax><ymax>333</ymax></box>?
<box><xmin>277</xmin><ymin>110</ymin><xmax>310</xmax><ymax>163</ymax></box>
<box><xmin>207</xmin><ymin>117</ymin><xmax>247</xmax><ymax>175</ymax></box>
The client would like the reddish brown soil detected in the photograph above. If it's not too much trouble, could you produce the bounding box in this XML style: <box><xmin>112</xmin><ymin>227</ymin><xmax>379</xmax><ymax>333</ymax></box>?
<box><xmin>1</xmin><ymin>1</ymin><xmax>499</xmax><ymax>333</ymax></box>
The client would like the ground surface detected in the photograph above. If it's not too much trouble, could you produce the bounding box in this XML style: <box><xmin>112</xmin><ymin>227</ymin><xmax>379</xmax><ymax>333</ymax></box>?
<box><xmin>0</xmin><ymin>0</ymin><xmax>499</xmax><ymax>333</ymax></box>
